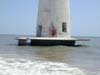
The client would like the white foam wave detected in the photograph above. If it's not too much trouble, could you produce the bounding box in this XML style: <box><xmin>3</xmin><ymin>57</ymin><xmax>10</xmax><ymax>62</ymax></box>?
<box><xmin>0</xmin><ymin>57</ymin><xmax>86</xmax><ymax>75</ymax></box>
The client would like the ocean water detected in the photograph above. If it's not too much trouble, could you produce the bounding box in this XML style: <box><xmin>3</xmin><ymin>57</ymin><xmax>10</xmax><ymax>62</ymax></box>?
<box><xmin>0</xmin><ymin>35</ymin><xmax>100</xmax><ymax>75</ymax></box>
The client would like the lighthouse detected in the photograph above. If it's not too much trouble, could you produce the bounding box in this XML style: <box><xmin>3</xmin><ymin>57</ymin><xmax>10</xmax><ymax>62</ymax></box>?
<box><xmin>37</xmin><ymin>0</ymin><xmax>71</xmax><ymax>38</ymax></box>
<box><xmin>17</xmin><ymin>0</ymin><xmax>77</xmax><ymax>46</ymax></box>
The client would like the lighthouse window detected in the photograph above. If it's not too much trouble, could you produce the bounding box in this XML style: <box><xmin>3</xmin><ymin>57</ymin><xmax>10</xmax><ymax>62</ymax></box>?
<box><xmin>37</xmin><ymin>25</ymin><xmax>42</xmax><ymax>37</ymax></box>
<box><xmin>62</xmin><ymin>22</ymin><xmax>67</xmax><ymax>32</ymax></box>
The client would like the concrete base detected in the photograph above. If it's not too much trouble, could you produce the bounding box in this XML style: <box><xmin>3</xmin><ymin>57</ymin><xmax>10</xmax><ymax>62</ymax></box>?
<box><xmin>17</xmin><ymin>37</ymin><xmax>77</xmax><ymax>46</ymax></box>
<box><xmin>18</xmin><ymin>39</ymin><xmax>27</xmax><ymax>46</ymax></box>
<box><xmin>30</xmin><ymin>39</ymin><xmax>75</xmax><ymax>46</ymax></box>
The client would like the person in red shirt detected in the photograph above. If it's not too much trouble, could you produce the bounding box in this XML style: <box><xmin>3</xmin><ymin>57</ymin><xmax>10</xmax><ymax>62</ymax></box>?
<box><xmin>49</xmin><ymin>26</ymin><xmax>57</xmax><ymax>37</ymax></box>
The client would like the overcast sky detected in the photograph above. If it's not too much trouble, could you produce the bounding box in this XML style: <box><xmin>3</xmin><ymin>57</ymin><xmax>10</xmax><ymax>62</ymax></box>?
<box><xmin>0</xmin><ymin>0</ymin><xmax>100</xmax><ymax>36</ymax></box>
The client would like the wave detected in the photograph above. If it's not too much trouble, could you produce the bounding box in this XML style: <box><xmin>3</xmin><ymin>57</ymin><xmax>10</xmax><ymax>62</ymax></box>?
<box><xmin>0</xmin><ymin>57</ymin><xmax>86</xmax><ymax>75</ymax></box>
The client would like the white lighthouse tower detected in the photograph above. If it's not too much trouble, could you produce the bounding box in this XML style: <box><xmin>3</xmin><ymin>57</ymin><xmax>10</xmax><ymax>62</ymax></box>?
<box><xmin>17</xmin><ymin>0</ymin><xmax>76</xmax><ymax>46</ymax></box>
<box><xmin>37</xmin><ymin>0</ymin><xmax>71</xmax><ymax>38</ymax></box>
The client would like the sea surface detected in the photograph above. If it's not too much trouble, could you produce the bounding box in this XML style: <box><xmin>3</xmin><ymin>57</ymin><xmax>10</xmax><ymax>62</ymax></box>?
<box><xmin>0</xmin><ymin>35</ymin><xmax>100</xmax><ymax>75</ymax></box>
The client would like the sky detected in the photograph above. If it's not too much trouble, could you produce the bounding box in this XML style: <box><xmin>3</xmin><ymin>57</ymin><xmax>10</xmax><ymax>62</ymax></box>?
<box><xmin>0</xmin><ymin>0</ymin><xmax>100</xmax><ymax>36</ymax></box>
